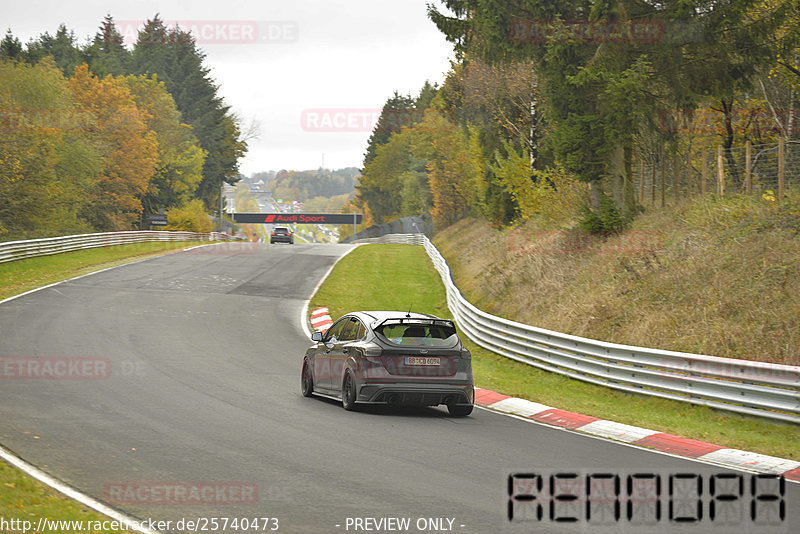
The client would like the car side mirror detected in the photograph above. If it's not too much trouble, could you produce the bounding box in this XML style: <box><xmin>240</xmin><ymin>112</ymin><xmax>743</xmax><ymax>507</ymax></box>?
<box><xmin>311</xmin><ymin>331</ymin><xmax>323</xmax><ymax>342</ymax></box>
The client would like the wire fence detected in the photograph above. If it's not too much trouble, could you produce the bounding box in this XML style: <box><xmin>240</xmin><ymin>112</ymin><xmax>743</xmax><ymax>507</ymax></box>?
<box><xmin>636</xmin><ymin>139</ymin><xmax>798</xmax><ymax>205</ymax></box>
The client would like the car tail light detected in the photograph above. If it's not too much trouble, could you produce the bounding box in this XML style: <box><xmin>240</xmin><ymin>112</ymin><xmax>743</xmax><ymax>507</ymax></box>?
<box><xmin>363</xmin><ymin>347</ymin><xmax>382</xmax><ymax>365</ymax></box>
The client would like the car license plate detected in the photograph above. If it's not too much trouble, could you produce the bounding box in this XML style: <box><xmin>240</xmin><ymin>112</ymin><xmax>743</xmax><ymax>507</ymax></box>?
<box><xmin>405</xmin><ymin>356</ymin><xmax>440</xmax><ymax>366</ymax></box>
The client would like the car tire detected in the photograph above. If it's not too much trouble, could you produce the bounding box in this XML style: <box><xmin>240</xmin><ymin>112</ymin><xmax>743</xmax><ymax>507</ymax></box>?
<box><xmin>447</xmin><ymin>403</ymin><xmax>473</xmax><ymax>417</ymax></box>
<box><xmin>301</xmin><ymin>360</ymin><xmax>314</xmax><ymax>397</ymax></box>
<box><xmin>342</xmin><ymin>370</ymin><xmax>358</xmax><ymax>411</ymax></box>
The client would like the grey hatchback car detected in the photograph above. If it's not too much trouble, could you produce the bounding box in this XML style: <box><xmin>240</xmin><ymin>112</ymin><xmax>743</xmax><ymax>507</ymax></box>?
<box><xmin>301</xmin><ymin>311</ymin><xmax>474</xmax><ymax>416</ymax></box>
<box><xmin>269</xmin><ymin>226</ymin><xmax>294</xmax><ymax>244</ymax></box>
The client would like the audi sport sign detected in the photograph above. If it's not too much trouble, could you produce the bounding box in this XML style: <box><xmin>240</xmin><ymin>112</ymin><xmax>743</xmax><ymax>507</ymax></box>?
<box><xmin>233</xmin><ymin>213</ymin><xmax>362</xmax><ymax>225</ymax></box>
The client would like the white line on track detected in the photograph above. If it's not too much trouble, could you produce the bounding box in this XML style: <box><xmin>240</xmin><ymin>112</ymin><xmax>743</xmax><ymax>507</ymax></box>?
<box><xmin>0</xmin><ymin>445</ymin><xmax>160</xmax><ymax>534</ymax></box>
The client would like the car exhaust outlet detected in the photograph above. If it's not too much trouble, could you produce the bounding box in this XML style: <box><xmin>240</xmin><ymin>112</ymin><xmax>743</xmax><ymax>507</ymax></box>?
<box><xmin>387</xmin><ymin>394</ymin><xmax>401</xmax><ymax>407</ymax></box>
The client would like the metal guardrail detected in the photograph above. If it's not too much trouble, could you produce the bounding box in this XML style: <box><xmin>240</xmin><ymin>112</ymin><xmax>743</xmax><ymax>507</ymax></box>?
<box><xmin>357</xmin><ymin>233</ymin><xmax>800</xmax><ymax>423</ymax></box>
<box><xmin>339</xmin><ymin>214</ymin><xmax>432</xmax><ymax>244</ymax></box>
<box><xmin>350</xmin><ymin>233</ymin><xmax>427</xmax><ymax>245</ymax></box>
<box><xmin>0</xmin><ymin>231</ymin><xmax>244</xmax><ymax>264</ymax></box>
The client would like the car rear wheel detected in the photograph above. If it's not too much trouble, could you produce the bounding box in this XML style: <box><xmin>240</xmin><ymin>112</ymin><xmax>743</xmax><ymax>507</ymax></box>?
<box><xmin>447</xmin><ymin>403</ymin><xmax>473</xmax><ymax>417</ymax></box>
<box><xmin>301</xmin><ymin>361</ymin><xmax>314</xmax><ymax>397</ymax></box>
<box><xmin>342</xmin><ymin>371</ymin><xmax>358</xmax><ymax>411</ymax></box>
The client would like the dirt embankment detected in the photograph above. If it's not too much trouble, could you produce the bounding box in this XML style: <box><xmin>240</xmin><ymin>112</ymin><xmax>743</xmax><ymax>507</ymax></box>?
<box><xmin>433</xmin><ymin>194</ymin><xmax>800</xmax><ymax>365</ymax></box>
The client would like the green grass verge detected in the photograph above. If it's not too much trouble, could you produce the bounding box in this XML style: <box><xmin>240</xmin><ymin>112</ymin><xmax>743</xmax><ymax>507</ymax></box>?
<box><xmin>310</xmin><ymin>243</ymin><xmax>800</xmax><ymax>460</ymax></box>
<box><xmin>0</xmin><ymin>459</ymin><xmax>132</xmax><ymax>533</ymax></box>
<box><xmin>0</xmin><ymin>241</ymin><xmax>210</xmax><ymax>301</ymax></box>
<box><xmin>310</xmin><ymin>244</ymin><xmax>450</xmax><ymax>318</ymax></box>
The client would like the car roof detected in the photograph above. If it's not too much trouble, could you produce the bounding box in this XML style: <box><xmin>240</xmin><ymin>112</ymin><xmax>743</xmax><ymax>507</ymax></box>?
<box><xmin>343</xmin><ymin>310</ymin><xmax>444</xmax><ymax>326</ymax></box>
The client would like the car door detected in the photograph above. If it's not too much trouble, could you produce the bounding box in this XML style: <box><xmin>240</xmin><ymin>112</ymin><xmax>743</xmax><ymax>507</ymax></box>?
<box><xmin>329</xmin><ymin>318</ymin><xmax>362</xmax><ymax>394</ymax></box>
<box><xmin>315</xmin><ymin>317</ymin><xmax>347</xmax><ymax>391</ymax></box>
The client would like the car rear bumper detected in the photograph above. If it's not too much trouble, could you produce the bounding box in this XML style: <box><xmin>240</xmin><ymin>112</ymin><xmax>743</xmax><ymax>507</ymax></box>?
<box><xmin>270</xmin><ymin>236</ymin><xmax>293</xmax><ymax>243</ymax></box>
<box><xmin>356</xmin><ymin>382</ymin><xmax>474</xmax><ymax>407</ymax></box>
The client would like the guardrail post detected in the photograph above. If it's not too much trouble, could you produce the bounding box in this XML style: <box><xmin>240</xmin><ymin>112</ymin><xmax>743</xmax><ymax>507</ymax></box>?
<box><xmin>638</xmin><ymin>159</ymin><xmax>645</xmax><ymax>204</ymax></box>
<box><xmin>745</xmin><ymin>140</ymin><xmax>752</xmax><ymax>195</ymax></box>
<box><xmin>650</xmin><ymin>159</ymin><xmax>656</xmax><ymax>205</ymax></box>
<box><xmin>660</xmin><ymin>153</ymin><xmax>666</xmax><ymax>207</ymax></box>
<box><xmin>778</xmin><ymin>137</ymin><xmax>785</xmax><ymax>200</ymax></box>
<box><xmin>673</xmin><ymin>152</ymin><xmax>680</xmax><ymax>204</ymax></box>
<box><xmin>701</xmin><ymin>148</ymin><xmax>707</xmax><ymax>196</ymax></box>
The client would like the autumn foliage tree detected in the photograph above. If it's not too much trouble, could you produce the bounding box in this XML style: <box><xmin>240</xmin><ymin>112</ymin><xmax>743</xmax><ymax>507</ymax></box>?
<box><xmin>1</xmin><ymin>15</ymin><xmax>247</xmax><ymax>240</ymax></box>
<box><xmin>164</xmin><ymin>198</ymin><xmax>213</xmax><ymax>233</ymax></box>
<box><xmin>412</xmin><ymin>110</ymin><xmax>481</xmax><ymax>227</ymax></box>
<box><xmin>351</xmin><ymin>0</ymin><xmax>799</xmax><ymax>235</ymax></box>
<box><xmin>122</xmin><ymin>73</ymin><xmax>206</xmax><ymax>212</ymax></box>
<box><xmin>68</xmin><ymin>64</ymin><xmax>158</xmax><ymax>230</ymax></box>
<box><xmin>0</xmin><ymin>58</ymin><xmax>96</xmax><ymax>238</ymax></box>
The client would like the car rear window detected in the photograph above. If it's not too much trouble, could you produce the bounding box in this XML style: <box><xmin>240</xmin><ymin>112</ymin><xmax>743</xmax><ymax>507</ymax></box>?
<box><xmin>275</xmin><ymin>228</ymin><xmax>289</xmax><ymax>234</ymax></box>
<box><xmin>375</xmin><ymin>319</ymin><xmax>458</xmax><ymax>347</ymax></box>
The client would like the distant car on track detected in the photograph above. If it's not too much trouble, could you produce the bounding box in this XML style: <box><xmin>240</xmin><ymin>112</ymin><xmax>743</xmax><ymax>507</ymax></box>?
<box><xmin>301</xmin><ymin>311</ymin><xmax>474</xmax><ymax>416</ymax></box>
<box><xmin>270</xmin><ymin>226</ymin><xmax>294</xmax><ymax>244</ymax></box>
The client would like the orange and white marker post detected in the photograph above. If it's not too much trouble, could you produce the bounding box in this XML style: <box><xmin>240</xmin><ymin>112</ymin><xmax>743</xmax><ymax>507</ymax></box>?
<box><xmin>310</xmin><ymin>307</ymin><xmax>333</xmax><ymax>333</ymax></box>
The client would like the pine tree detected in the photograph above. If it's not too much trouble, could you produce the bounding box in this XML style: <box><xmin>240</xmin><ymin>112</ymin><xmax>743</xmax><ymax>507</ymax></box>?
<box><xmin>130</xmin><ymin>15</ymin><xmax>171</xmax><ymax>79</ymax></box>
<box><xmin>0</xmin><ymin>30</ymin><xmax>23</xmax><ymax>61</ymax></box>
<box><xmin>84</xmin><ymin>15</ymin><xmax>131</xmax><ymax>76</ymax></box>
<box><xmin>362</xmin><ymin>92</ymin><xmax>416</xmax><ymax>168</ymax></box>
<box><xmin>24</xmin><ymin>24</ymin><xmax>81</xmax><ymax>76</ymax></box>
<box><xmin>415</xmin><ymin>80</ymin><xmax>438</xmax><ymax>109</ymax></box>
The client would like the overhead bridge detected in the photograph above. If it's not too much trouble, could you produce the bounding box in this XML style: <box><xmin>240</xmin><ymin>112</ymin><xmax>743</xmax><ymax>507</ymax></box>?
<box><xmin>233</xmin><ymin>213</ymin><xmax>362</xmax><ymax>225</ymax></box>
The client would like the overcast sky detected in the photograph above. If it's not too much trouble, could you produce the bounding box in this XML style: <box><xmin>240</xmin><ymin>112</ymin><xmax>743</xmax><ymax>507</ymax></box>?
<box><xmin>3</xmin><ymin>0</ymin><xmax>456</xmax><ymax>176</ymax></box>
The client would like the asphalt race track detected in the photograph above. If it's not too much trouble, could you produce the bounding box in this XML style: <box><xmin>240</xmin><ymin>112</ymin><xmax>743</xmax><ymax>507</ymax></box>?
<box><xmin>1</xmin><ymin>243</ymin><xmax>797</xmax><ymax>533</ymax></box>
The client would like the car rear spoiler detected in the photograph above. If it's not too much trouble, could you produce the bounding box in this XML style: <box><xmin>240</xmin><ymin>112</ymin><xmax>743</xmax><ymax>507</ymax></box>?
<box><xmin>374</xmin><ymin>317</ymin><xmax>456</xmax><ymax>330</ymax></box>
